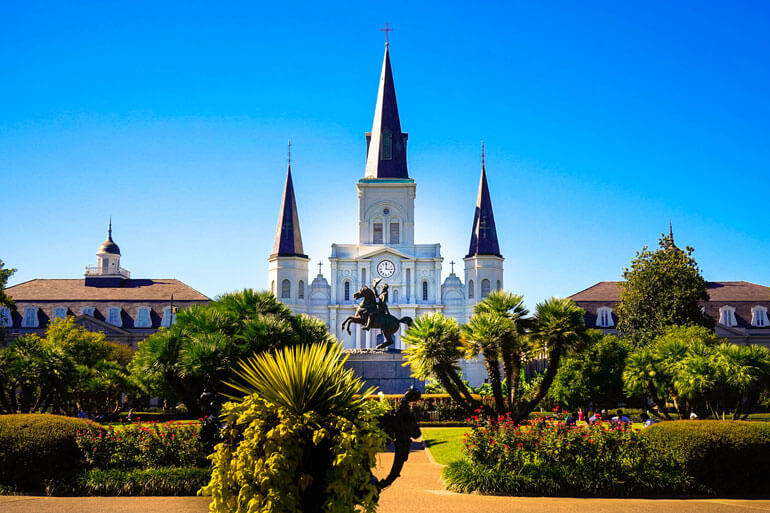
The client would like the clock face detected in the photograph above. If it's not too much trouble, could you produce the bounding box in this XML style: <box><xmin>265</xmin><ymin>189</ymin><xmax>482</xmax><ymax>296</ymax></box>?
<box><xmin>377</xmin><ymin>260</ymin><xmax>396</xmax><ymax>278</ymax></box>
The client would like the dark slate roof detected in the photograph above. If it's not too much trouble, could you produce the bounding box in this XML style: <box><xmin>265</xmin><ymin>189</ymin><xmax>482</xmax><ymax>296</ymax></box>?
<box><xmin>272</xmin><ymin>166</ymin><xmax>307</xmax><ymax>258</ymax></box>
<box><xmin>466</xmin><ymin>164</ymin><xmax>501</xmax><ymax>258</ymax></box>
<box><xmin>569</xmin><ymin>281</ymin><xmax>770</xmax><ymax>302</ymax></box>
<box><xmin>364</xmin><ymin>44</ymin><xmax>409</xmax><ymax>179</ymax></box>
<box><xmin>5</xmin><ymin>278</ymin><xmax>210</xmax><ymax>301</ymax></box>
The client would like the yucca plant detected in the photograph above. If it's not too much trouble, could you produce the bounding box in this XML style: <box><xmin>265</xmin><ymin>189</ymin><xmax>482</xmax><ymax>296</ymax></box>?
<box><xmin>225</xmin><ymin>342</ymin><xmax>375</xmax><ymax>416</ymax></box>
<box><xmin>203</xmin><ymin>342</ymin><xmax>389</xmax><ymax>513</ymax></box>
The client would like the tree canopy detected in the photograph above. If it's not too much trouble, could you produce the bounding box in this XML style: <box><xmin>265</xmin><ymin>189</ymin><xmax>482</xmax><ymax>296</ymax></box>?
<box><xmin>615</xmin><ymin>231</ymin><xmax>711</xmax><ymax>345</ymax></box>
<box><xmin>0</xmin><ymin>259</ymin><xmax>16</xmax><ymax>344</ymax></box>
<box><xmin>130</xmin><ymin>289</ymin><xmax>334</xmax><ymax>415</ymax></box>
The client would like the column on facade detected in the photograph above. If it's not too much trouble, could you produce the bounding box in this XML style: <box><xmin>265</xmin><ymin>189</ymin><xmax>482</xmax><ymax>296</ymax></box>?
<box><xmin>355</xmin><ymin>323</ymin><xmax>362</xmax><ymax>349</ymax></box>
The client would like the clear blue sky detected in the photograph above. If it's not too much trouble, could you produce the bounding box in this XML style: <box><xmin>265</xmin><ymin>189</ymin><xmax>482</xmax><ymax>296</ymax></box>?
<box><xmin>2</xmin><ymin>1</ymin><xmax>769</xmax><ymax>307</ymax></box>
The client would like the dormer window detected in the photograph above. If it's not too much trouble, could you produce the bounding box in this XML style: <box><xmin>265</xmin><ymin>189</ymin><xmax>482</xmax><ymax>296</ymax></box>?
<box><xmin>0</xmin><ymin>307</ymin><xmax>11</xmax><ymax>328</ymax></box>
<box><xmin>22</xmin><ymin>307</ymin><xmax>39</xmax><ymax>328</ymax></box>
<box><xmin>752</xmin><ymin>306</ymin><xmax>769</xmax><ymax>327</ymax></box>
<box><xmin>373</xmin><ymin>222</ymin><xmax>384</xmax><ymax>244</ymax></box>
<box><xmin>381</xmin><ymin>130</ymin><xmax>393</xmax><ymax>160</ymax></box>
<box><xmin>53</xmin><ymin>307</ymin><xmax>68</xmax><ymax>320</ymax></box>
<box><xmin>135</xmin><ymin>307</ymin><xmax>152</xmax><ymax>328</ymax></box>
<box><xmin>719</xmin><ymin>306</ymin><xmax>737</xmax><ymax>327</ymax></box>
<box><xmin>107</xmin><ymin>307</ymin><xmax>122</xmax><ymax>327</ymax></box>
<box><xmin>597</xmin><ymin>307</ymin><xmax>614</xmax><ymax>328</ymax></box>
<box><xmin>161</xmin><ymin>307</ymin><xmax>176</xmax><ymax>328</ymax></box>
<box><xmin>81</xmin><ymin>306</ymin><xmax>95</xmax><ymax>317</ymax></box>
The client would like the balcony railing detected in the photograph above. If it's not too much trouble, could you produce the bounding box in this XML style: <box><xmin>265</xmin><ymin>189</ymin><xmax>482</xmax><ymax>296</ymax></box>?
<box><xmin>84</xmin><ymin>266</ymin><xmax>131</xmax><ymax>279</ymax></box>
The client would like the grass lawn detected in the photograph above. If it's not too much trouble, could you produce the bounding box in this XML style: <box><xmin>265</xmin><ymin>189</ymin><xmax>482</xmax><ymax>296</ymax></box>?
<box><xmin>422</xmin><ymin>427</ymin><xmax>468</xmax><ymax>465</ymax></box>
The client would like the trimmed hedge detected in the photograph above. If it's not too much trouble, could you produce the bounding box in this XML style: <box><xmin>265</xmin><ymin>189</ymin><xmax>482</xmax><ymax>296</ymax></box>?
<box><xmin>445</xmin><ymin>418</ymin><xmax>770</xmax><ymax>497</ymax></box>
<box><xmin>643</xmin><ymin>420</ymin><xmax>770</xmax><ymax>495</ymax></box>
<box><xmin>0</xmin><ymin>414</ymin><xmax>102</xmax><ymax>492</ymax></box>
<box><xmin>77</xmin><ymin>467</ymin><xmax>211</xmax><ymax>496</ymax></box>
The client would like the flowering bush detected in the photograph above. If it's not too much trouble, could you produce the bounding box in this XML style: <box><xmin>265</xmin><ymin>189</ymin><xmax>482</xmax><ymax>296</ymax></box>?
<box><xmin>76</xmin><ymin>421</ymin><xmax>207</xmax><ymax>470</ymax></box>
<box><xmin>445</xmin><ymin>412</ymin><xmax>663</xmax><ymax>497</ymax></box>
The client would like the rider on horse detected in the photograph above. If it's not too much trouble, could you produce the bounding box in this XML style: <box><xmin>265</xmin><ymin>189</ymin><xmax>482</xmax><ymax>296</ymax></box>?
<box><xmin>364</xmin><ymin>278</ymin><xmax>389</xmax><ymax>330</ymax></box>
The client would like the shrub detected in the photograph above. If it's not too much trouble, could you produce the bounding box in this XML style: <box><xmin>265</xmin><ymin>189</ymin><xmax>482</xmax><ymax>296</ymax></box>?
<box><xmin>0</xmin><ymin>414</ymin><xmax>102</xmax><ymax>492</ymax></box>
<box><xmin>202</xmin><ymin>343</ymin><xmax>390</xmax><ymax>513</ymax></box>
<box><xmin>445</xmin><ymin>415</ymin><xmax>651</xmax><ymax>497</ymax></box>
<box><xmin>76</xmin><ymin>421</ymin><xmax>206</xmax><ymax>469</ymax></box>
<box><xmin>643</xmin><ymin>420</ymin><xmax>770</xmax><ymax>495</ymax></box>
<box><xmin>77</xmin><ymin>467</ymin><xmax>211</xmax><ymax>496</ymax></box>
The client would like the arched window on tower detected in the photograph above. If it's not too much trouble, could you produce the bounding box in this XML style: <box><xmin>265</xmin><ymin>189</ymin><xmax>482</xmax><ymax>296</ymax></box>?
<box><xmin>468</xmin><ymin>280</ymin><xmax>474</xmax><ymax>299</ymax></box>
<box><xmin>281</xmin><ymin>279</ymin><xmax>291</xmax><ymax>299</ymax></box>
<box><xmin>373</xmin><ymin>221</ymin><xmax>384</xmax><ymax>244</ymax></box>
<box><xmin>422</xmin><ymin>281</ymin><xmax>429</xmax><ymax>302</ymax></box>
<box><xmin>481</xmin><ymin>279</ymin><xmax>491</xmax><ymax>298</ymax></box>
<box><xmin>389</xmin><ymin>221</ymin><xmax>400</xmax><ymax>244</ymax></box>
<box><xmin>496</xmin><ymin>280</ymin><xmax>501</xmax><ymax>291</ymax></box>
<box><xmin>298</xmin><ymin>280</ymin><xmax>305</xmax><ymax>299</ymax></box>
<box><xmin>344</xmin><ymin>281</ymin><xmax>351</xmax><ymax>302</ymax></box>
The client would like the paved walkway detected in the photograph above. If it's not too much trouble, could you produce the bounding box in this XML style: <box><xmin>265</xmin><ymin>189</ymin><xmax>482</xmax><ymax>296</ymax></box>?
<box><xmin>3</xmin><ymin>447</ymin><xmax>770</xmax><ymax>513</ymax></box>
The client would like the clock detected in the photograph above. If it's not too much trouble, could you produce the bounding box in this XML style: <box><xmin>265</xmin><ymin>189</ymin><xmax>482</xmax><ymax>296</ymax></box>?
<box><xmin>377</xmin><ymin>260</ymin><xmax>396</xmax><ymax>278</ymax></box>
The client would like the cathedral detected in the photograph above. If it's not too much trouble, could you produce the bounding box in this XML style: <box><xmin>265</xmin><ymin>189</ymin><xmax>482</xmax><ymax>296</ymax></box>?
<box><xmin>268</xmin><ymin>42</ymin><xmax>503</xmax><ymax>369</ymax></box>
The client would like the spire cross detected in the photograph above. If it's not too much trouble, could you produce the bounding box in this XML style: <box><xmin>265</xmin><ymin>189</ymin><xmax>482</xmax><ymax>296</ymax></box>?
<box><xmin>318</xmin><ymin>261</ymin><xmax>323</xmax><ymax>275</ymax></box>
<box><xmin>450</xmin><ymin>260</ymin><xmax>455</xmax><ymax>274</ymax></box>
<box><xmin>380</xmin><ymin>23</ymin><xmax>393</xmax><ymax>44</ymax></box>
<box><xmin>108</xmin><ymin>217</ymin><xmax>112</xmax><ymax>239</ymax></box>
<box><xmin>481</xmin><ymin>141</ymin><xmax>485</xmax><ymax>168</ymax></box>
<box><xmin>288</xmin><ymin>140</ymin><xmax>291</xmax><ymax>167</ymax></box>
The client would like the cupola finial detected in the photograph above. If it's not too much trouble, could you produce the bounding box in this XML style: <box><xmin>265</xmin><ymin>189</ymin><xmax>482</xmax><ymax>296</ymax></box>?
<box><xmin>108</xmin><ymin>217</ymin><xmax>112</xmax><ymax>240</ymax></box>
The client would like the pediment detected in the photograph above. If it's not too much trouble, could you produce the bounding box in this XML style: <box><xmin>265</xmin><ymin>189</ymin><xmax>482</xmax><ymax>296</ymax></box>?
<box><xmin>357</xmin><ymin>246</ymin><xmax>414</xmax><ymax>261</ymax></box>
<box><xmin>72</xmin><ymin>314</ymin><xmax>132</xmax><ymax>336</ymax></box>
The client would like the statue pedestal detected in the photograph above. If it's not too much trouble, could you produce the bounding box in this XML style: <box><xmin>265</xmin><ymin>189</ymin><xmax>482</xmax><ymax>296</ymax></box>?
<box><xmin>343</xmin><ymin>350</ymin><xmax>425</xmax><ymax>394</ymax></box>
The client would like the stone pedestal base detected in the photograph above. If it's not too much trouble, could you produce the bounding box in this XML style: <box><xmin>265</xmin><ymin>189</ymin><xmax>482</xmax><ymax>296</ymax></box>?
<box><xmin>343</xmin><ymin>350</ymin><xmax>425</xmax><ymax>394</ymax></box>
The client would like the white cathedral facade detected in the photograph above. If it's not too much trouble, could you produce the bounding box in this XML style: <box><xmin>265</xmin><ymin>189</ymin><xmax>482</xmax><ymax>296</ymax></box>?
<box><xmin>268</xmin><ymin>43</ymin><xmax>503</xmax><ymax>381</ymax></box>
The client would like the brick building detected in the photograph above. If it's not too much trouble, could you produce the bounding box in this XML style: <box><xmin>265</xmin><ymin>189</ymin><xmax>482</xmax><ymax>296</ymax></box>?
<box><xmin>570</xmin><ymin>280</ymin><xmax>770</xmax><ymax>347</ymax></box>
<box><xmin>2</xmin><ymin>222</ymin><xmax>210</xmax><ymax>349</ymax></box>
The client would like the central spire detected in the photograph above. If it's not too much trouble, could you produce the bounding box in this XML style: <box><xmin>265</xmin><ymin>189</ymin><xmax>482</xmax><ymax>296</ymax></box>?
<box><xmin>364</xmin><ymin>43</ymin><xmax>409</xmax><ymax>179</ymax></box>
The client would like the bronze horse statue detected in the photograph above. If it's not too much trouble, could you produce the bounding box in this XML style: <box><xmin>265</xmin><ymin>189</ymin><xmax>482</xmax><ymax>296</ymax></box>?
<box><xmin>341</xmin><ymin>286</ymin><xmax>412</xmax><ymax>349</ymax></box>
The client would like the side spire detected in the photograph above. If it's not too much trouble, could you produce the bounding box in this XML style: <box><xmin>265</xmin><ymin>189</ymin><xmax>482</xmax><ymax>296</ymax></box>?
<box><xmin>466</xmin><ymin>142</ymin><xmax>501</xmax><ymax>258</ymax></box>
<box><xmin>364</xmin><ymin>42</ymin><xmax>409</xmax><ymax>179</ymax></box>
<box><xmin>272</xmin><ymin>145</ymin><xmax>307</xmax><ymax>258</ymax></box>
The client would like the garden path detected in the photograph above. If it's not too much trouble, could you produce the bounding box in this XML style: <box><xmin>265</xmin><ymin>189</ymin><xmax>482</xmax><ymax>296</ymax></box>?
<box><xmin>2</xmin><ymin>446</ymin><xmax>770</xmax><ymax>513</ymax></box>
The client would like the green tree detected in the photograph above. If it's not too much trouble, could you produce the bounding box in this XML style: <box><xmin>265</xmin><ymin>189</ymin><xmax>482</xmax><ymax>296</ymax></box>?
<box><xmin>471</xmin><ymin>291</ymin><xmax>531</xmax><ymax>410</ymax></box>
<box><xmin>549</xmin><ymin>333</ymin><xmax>631</xmax><ymax>410</ymax></box>
<box><xmin>0</xmin><ymin>259</ymin><xmax>17</xmax><ymax>344</ymax></box>
<box><xmin>509</xmin><ymin>297</ymin><xmax>592</xmax><ymax>423</ymax></box>
<box><xmin>402</xmin><ymin>313</ymin><xmax>479</xmax><ymax>415</ymax></box>
<box><xmin>615</xmin><ymin>231</ymin><xmax>711</xmax><ymax>345</ymax></box>
<box><xmin>130</xmin><ymin>289</ymin><xmax>334</xmax><ymax>415</ymax></box>
<box><xmin>623</xmin><ymin>324</ymin><xmax>770</xmax><ymax>419</ymax></box>
<box><xmin>0</xmin><ymin>317</ymin><xmax>130</xmax><ymax>415</ymax></box>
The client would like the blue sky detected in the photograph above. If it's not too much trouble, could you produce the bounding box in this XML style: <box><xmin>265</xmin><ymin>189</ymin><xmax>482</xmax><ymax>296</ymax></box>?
<box><xmin>2</xmin><ymin>1</ymin><xmax>769</xmax><ymax>307</ymax></box>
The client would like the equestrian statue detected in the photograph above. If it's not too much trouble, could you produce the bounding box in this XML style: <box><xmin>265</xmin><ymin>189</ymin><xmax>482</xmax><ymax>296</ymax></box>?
<box><xmin>341</xmin><ymin>278</ymin><xmax>412</xmax><ymax>350</ymax></box>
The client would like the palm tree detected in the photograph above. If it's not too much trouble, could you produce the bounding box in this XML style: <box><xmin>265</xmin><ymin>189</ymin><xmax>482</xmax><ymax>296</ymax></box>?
<box><xmin>473</xmin><ymin>291</ymin><xmax>530</xmax><ymax>410</ymax></box>
<box><xmin>402</xmin><ymin>313</ymin><xmax>479</xmax><ymax>414</ymax></box>
<box><xmin>461</xmin><ymin>312</ymin><xmax>511</xmax><ymax>414</ymax></box>
<box><xmin>510</xmin><ymin>297</ymin><xmax>590</xmax><ymax>423</ymax></box>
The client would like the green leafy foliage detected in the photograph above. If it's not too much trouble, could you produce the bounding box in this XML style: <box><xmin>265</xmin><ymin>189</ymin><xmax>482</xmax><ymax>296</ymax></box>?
<box><xmin>623</xmin><ymin>325</ymin><xmax>770</xmax><ymax>419</ymax></box>
<box><xmin>76</xmin><ymin>421</ymin><xmax>207</xmax><ymax>469</ymax></box>
<box><xmin>130</xmin><ymin>289</ymin><xmax>333</xmax><ymax>415</ymax></box>
<box><xmin>77</xmin><ymin>467</ymin><xmax>211</xmax><ymax>496</ymax></box>
<box><xmin>202</xmin><ymin>342</ymin><xmax>389</xmax><ymax>513</ymax></box>
<box><xmin>0</xmin><ymin>318</ymin><xmax>131</xmax><ymax>415</ymax></box>
<box><xmin>549</xmin><ymin>334</ymin><xmax>631</xmax><ymax>409</ymax></box>
<box><xmin>0</xmin><ymin>259</ymin><xmax>16</xmax><ymax>344</ymax></box>
<box><xmin>643</xmin><ymin>420</ymin><xmax>770</xmax><ymax>495</ymax></box>
<box><xmin>616</xmin><ymin>232</ymin><xmax>712</xmax><ymax>345</ymax></box>
<box><xmin>0</xmin><ymin>413</ymin><xmax>102</xmax><ymax>492</ymax></box>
